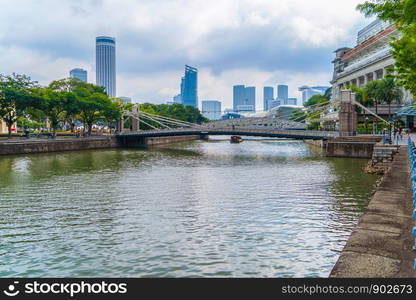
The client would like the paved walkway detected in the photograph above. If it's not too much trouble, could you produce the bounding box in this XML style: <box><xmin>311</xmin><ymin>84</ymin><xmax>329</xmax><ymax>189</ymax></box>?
<box><xmin>331</xmin><ymin>146</ymin><xmax>415</xmax><ymax>277</ymax></box>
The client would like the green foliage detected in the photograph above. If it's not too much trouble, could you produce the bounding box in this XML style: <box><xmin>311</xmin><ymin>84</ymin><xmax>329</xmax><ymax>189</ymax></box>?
<box><xmin>0</xmin><ymin>73</ymin><xmax>38</xmax><ymax>137</ymax></box>
<box><xmin>0</xmin><ymin>74</ymin><xmax>123</xmax><ymax>137</ymax></box>
<box><xmin>357</xmin><ymin>0</ymin><xmax>416</xmax><ymax>96</ymax></box>
<box><xmin>138</xmin><ymin>103</ymin><xmax>208</xmax><ymax>129</ymax></box>
<box><xmin>303</xmin><ymin>94</ymin><xmax>329</xmax><ymax>107</ymax></box>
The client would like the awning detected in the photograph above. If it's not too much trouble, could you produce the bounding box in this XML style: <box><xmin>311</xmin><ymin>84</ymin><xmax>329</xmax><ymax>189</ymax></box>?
<box><xmin>395</xmin><ymin>106</ymin><xmax>416</xmax><ymax>116</ymax></box>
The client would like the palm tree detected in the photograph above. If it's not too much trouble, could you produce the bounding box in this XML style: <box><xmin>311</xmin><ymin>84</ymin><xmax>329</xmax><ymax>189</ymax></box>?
<box><xmin>377</xmin><ymin>77</ymin><xmax>403</xmax><ymax>121</ymax></box>
<box><xmin>364</xmin><ymin>80</ymin><xmax>381</xmax><ymax>116</ymax></box>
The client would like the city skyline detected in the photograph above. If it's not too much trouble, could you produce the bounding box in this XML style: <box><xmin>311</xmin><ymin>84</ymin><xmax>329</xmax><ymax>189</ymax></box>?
<box><xmin>0</xmin><ymin>0</ymin><xmax>372</xmax><ymax>108</ymax></box>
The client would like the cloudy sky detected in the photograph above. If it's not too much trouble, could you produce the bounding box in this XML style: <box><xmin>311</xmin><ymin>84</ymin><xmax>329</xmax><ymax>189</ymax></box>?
<box><xmin>0</xmin><ymin>0</ymin><xmax>372</xmax><ymax>109</ymax></box>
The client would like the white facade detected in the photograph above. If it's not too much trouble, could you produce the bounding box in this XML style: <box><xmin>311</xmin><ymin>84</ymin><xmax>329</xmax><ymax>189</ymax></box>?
<box><xmin>96</xmin><ymin>36</ymin><xmax>116</xmax><ymax>97</ymax></box>
<box><xmin>331</xmin><ymin>20</ymin><xmax>412</xmax><ymax>103</ymax></box>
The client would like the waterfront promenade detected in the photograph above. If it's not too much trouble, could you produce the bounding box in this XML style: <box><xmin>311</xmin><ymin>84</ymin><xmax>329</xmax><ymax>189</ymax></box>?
<box><xmin>331</xmin><ymin>146</ymin><xmax>415</xmax><ymax>277</ymax></box>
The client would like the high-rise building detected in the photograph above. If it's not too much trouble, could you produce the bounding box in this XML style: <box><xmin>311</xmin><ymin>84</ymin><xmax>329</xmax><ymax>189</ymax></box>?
<box><xmin>277</xmin><ymin>85</ymin><xmax>289</xmax><ymax>105</ymax></box>
<box><xmin>233</xmin><ymin>85</ymin><xmax>246</xmax><ymax>111</ymax></box>
<box><xmin>96</xmin><ymin>36</ymin><xmax>116</xmax><ymax>97</ymax></box>
<box><xmin>70</xmin><ymin>68</ymin><xmax>87</xmax><ymax>82</ymax></box>
<box><xmin>233</xmin><ymin>85</ymin><xmax>256</xmax><ymax>112</ymax></box>
<box><xmin>298</xmin><ymin>85</ymin><xmax>330</xmax><ymax>105</ymax></box>
<box><xmin>287</xmin><ymin>98</ymin><xmax>298</xmax><ymax>106</ymax></box>
<box><xmin>263</xmin><ymin>87</ymin><xmax>274</xmax><ymax>111</ymax></box>
<box><xmin>180</xmin><ymin>65</ymin><xmax>198</xmax><ymax>108</ymax></box>
<box><xmin>245</xmin><ymin>86</ymin><xmax>256</xmax><ymax>112</ymax></box>
<box><xmin>202</xmin><ymin>100</ymin><xmax>222</xmax><ymax>120</ymax></box>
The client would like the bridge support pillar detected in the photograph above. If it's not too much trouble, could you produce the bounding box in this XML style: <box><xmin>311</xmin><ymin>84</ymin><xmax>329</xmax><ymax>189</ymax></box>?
<box><xmin>116</xmin><ymin>118</ymin><xmax>124</xmax><ymax>133</ymax></box>
<box><xmin>131</xmin><ymin>105</ymin><xmax>139</xmax><ymax>132</ymax></box>
<box><xmin>339</xmin><ymin>90</ymin><xmax>357</xmax><ymax>136</ymax></box>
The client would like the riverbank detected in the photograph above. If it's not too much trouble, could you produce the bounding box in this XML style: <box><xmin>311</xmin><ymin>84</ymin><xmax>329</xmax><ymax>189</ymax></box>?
<box><xmin>0</xmin><ymin>135</ymin><xmax>203</xmax><ymax>155</ymax></box>
<box><xmin>330</xmin><ymin>146</ymin><xmax>415</xmax><ymax>277</ymax></box>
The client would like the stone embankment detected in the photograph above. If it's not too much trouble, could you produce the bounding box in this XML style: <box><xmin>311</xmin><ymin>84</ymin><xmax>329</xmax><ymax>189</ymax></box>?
<box><xmin>0</xmin><ymin>134</ymin><xmax>203</xmax><ymax>156</ymax></box>
<box><xmin>364</xmin><ymin>142</ymin><xmax>399</xmax><ymax>174</ymax></box>
<box><xmin>326</xmin><ymin>136</ymin><xmax>382</xmax><ymax>158</ymax></box>
<box><xmin>330</xmin><ymin>147</ymin><xmax>415</xmax><ymax>277</ymax></box>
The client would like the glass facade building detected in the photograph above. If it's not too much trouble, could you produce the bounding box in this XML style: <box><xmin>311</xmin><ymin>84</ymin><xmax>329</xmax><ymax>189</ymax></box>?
<box><xmin>263</xmin><ymin>87</ymin><xmax>274</xmax><ymax>111</ymax></box>
<box><xmin>69</xmin><ymin>68</ymin><xmax>87</xmax><ymax>82</ymax></box>
<box><xmin>96</xmin><ymin>36</ymin><xmax>116</xmax><ymax>97</ymax></box>
<box><xmin>277</xmin><ymin>85</ymin><xmax>289</xmax><ymax>105</ymax></box>
<box><xmin>233</xmin><ymin>85</ymin><xmax>255</xmax><ymax>112</ymax></box>
<box><xmin>181</xmin><ymin>65</ymin><xmax>198</xmax><ymax>108</ymax></box>
<box><xmin>202</xmin><ymin>100</ymin><xmax>222</xmax><ymax>120</ymax></box>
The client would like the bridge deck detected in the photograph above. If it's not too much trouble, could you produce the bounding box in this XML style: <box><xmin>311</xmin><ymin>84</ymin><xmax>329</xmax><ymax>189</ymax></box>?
<box><xmin>117</xmin><ymin>128</ymin><xmax>339</xmax><ymax>140</ymax></box>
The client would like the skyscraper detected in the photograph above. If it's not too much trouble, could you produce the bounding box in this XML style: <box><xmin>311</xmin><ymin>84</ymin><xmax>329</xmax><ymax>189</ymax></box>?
<box><xmin>70</xmin><ymin>68</ymin><xmax>87</xmax><ymax>82</ymax></box>
<box><xmin>263</xmin><ymin>86</ymin><xmax>274</xmax><ymax>111</ymax></box>
<box><xmin>245</xmin><ymin>86</ymin><xmax>256</xmax><ymax>112</ymax></box>
<box><xmin>181</xmin><ymin>65</ymin><xmax>198</xmax><ymax>108</ymax></box>
<box><xmin>233</xmin><ymin>85</ymin><xmax>246</xmax><ymax>112</ymax></box>
<box><xmin>96</xmin><ymin>36</ymin><xmax>116</xmax><ymax>97</ymax></box>
<box><xmin>202</xmin><ymin>100</ymin><xmax>222</xmax><ymax>120</ymax></box>
<box><xmin>233</xmin><ymin>85</ymin><xmax>256</xmax><ymax>112</ymax></box>
<box><xmin>277</xmin><ymin>85</ymin><xmax>289</xmax><ymax>105</ymax></box>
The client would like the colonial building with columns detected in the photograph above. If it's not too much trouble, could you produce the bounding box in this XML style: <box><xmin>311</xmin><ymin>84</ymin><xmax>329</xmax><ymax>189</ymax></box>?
<box><xmin>331</xmin><ymin>19</ymin><xmax>412</xmax><ymax>104</ymax></box>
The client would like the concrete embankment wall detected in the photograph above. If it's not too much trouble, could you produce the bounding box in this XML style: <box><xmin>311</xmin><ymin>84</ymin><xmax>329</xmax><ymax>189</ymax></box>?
<box><xmin>0</xmin><ymin>137</ymin><xmax>120</xmax><ymax>155</ymax></box>
<box><xmin>0</xmin><ymin>134</ymin><xmax>204</xmax><ymax>155</ymax></box>
<box><xmin>330</xmin><ymin>147</ymin><xmax>415</xmax><ymax>278</ymax></box>
<box><xmin>326</xmin><ymin>136</ymin><xmax>382</xmax><ymax>158</ymax></box>
<box><xmin>303</xmin><ymin>139</ymin><xmax>327</xmax><ymax>149</ymax></box>
<box><xmin>113</xmin><ymin>134</ymin><xmax>203</xmax><ymax>149</ymax></box>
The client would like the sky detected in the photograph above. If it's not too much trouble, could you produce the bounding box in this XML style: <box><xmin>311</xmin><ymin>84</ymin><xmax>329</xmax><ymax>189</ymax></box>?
<box><xmin>0</xmin><ymin>0</ymin><xmax>373</xmax><ymax>110</ymax></box>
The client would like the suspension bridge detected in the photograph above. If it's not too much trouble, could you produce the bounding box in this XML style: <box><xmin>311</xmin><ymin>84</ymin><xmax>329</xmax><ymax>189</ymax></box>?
<box><xmin>116</xmin><ymin>89</ymin><xmax>390</xmax><ymax>144</ymax></box>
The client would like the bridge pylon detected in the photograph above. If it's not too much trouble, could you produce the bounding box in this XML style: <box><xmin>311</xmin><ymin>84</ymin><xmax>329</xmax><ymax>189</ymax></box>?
<box><xmin>131</xmin><ymin>105</ymin><xmax>140</xmax><ymax>132</ymax></box>
<box><xmin>339</xmin><ymin>89</ymin><xmax>357</xmax><ymax>136</ymax></box>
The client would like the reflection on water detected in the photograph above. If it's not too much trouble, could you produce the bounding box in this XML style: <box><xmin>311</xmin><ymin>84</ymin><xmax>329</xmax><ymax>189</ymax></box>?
<box><xmin>0</xmin><ymin>137</ymin><xmax>379</xmax><ymax>277</ymax></box>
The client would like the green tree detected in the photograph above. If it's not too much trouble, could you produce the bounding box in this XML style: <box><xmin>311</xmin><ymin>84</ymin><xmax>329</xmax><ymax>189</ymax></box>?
<box><xmin>364</xmin><ymin>80</ymin><xmax>381</xmax><ymax>115</ymax></box>
<box><xmin>303</xmin><ymin>94</ymin><xmax>329</xmax><ymax>107</ymax></box>
<box><xmin>377</xmin><ymin>76</ymin><xmax>403</xmax><ymax>120</ymax></box>
<box><xmin>0</xmin><ymin>73</ymin><xmax>38</xmax><ymax>138</ymax></box>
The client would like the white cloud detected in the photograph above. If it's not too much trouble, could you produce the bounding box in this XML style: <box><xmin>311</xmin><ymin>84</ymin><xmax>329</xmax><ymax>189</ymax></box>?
<box><xmin>0</xmin><ymin>0</ymin><xmax>370</xmax><ymax>109</ymax></box>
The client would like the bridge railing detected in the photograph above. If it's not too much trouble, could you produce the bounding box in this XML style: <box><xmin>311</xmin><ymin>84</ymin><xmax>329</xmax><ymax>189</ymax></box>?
<box><xmin>118</xmin><ymin>127</ymin><xmax>339</xmax><ymax>138</ymax></box>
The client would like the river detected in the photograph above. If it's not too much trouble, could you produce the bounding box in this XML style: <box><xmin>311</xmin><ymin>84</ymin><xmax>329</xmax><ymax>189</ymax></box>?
<box><xmin>0</xmin><ymin>137</ymin><xmax>379</xmax><ymax>277</ymax></box>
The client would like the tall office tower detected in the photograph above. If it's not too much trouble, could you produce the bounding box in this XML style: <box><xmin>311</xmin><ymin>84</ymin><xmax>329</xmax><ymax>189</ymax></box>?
<box><xmin>69</xmin><ymin>68</ymin><xmax>87</xmax><ymax>82</ymax></box>
<box><xmin>263</xmin><ymin>86</ymin><xmax>274</xmax><ymax>111</ymax></box>
<box><xmin>96</xmin><ymin>36</ymin><xmax>116</xmax><ymax>97</ymax></box>
<box><xmin>202</xmin><ymin>100</ymin><xmax>222</xmax><ymax>120</ymax></box>
<box><xmin>181</xmin><ymin>65</ymin><xmax>198</xmax><ymax>108</ymax></box>
<box><xmin>245</xmin><ymin>86</ymin><xmax>256</xmax><ymax>112</ymax></box>
<box><xmin>277</xmin><ymin>85</ymin><xmax>289</xmax><ymax>104</ymax></box>
<box><xmin>233</xmin><ymin>85</ymin><xmax>246</xmax><ymax>111</ymax></box>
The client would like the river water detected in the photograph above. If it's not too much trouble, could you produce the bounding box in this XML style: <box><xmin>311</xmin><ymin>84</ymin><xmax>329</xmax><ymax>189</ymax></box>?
<box><xmin>0</xmin><ymin>137</ymin><xmax>379</xmax><ymax>277</ymax></box>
